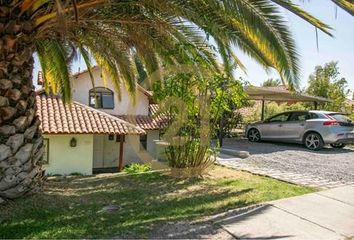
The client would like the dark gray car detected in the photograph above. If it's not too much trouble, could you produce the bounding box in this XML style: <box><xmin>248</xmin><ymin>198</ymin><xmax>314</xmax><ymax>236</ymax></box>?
<box><xmin>246</xmin><ymin>110</ymin><xmax>354</xmax><ymax>150</ymax></box>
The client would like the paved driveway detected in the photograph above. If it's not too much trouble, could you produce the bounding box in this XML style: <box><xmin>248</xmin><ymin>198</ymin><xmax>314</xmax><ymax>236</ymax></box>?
<box><xmin>218</xmin><ymin>139</ymin><xmax>354</xmax><ymax>189</ymax></box>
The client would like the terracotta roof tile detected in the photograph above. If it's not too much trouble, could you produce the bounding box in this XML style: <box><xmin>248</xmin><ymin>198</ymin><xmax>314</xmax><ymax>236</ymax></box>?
<box><xmin>116</xmin><ymin>104</ymin><xmax>169</xmax><ymax>130</ymax></box>
<box><xmin>117</xmin><ymin>115</ymin><xmax>168</xmax><ymax>130</ymax></box>
<box><xmin>36</xmin><ymin>93</ymin><xmax>145</xmax><ymax>135</ymax></box>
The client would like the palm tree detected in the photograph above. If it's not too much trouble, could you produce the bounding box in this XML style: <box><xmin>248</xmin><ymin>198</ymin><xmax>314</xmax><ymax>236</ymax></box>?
<box><xmin>0</xmin><ymin>0</ymin><xmax>352</xmax><ymax>201</ymax></box>
<box><xmin>262</xmin><ymin>78</ymin><xmax>282</xmax><ymax>87</ymax></box>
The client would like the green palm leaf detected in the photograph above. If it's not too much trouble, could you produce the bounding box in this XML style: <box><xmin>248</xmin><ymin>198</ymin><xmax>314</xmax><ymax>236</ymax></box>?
<box><xmin>20</xmin><ymin>0</ymin><xmax>353</xmax><ymax>96</ymax></box>
<box><xmin>35</xmin><ymin>39</ymin><xmax>72</xmax><ymax>101</ymax></box>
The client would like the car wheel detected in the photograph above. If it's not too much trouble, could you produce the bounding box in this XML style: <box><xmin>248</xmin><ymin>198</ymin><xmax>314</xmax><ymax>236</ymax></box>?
<box><xmin>304</xmin><ymin>132</ymin><xmax>324</xmax><ymax>150</ymax></box>
<box><xmin>248</xmin><ymin>128</ymin><xmax>261</xmax><ymax>142</ymax></box>
<box><xmin>330</xmin><ymin>143</ymin><xmax>346</xmax><ymax>149</ymax></box>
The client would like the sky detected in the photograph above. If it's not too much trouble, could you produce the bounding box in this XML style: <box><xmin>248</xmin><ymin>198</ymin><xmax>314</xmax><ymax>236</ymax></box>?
<box><xmin>33</xmin><ymin>1</ymin><xmax>354</xmax><ymax>91</ymax></box>
<box><xmin>235</xmin><ymin>1</ymin><xmax>354</xmax><ymax>90</ymax></box>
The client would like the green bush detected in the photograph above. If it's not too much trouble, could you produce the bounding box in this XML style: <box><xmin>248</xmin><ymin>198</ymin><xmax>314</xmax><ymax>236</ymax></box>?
<box><xmin>123</xmin><ymin>164</ymin><xmax>152</xmax><ymax>174</ymax></box>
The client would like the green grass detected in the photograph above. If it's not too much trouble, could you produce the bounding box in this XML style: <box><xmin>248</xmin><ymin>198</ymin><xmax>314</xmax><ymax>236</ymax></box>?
<box><xmin>0</xmin><ymin>166</ymin><xmax>315</xmax><ymax>238</ymax></box>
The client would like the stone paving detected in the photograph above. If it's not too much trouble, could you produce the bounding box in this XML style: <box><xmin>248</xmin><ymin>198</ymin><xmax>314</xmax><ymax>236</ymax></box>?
<box><xmin>217</xmin><ymin>139</ymin><xmax>354</xmax><ymax>189</ymax></box>
<box><xmin>218</xmin><ymin>158</ymin><xmax>352</xmax><ymax>189</ymax></box>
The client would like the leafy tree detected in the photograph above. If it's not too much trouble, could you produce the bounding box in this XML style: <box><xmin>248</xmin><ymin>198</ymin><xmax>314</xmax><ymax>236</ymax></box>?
<box><xmin>153</xmin><ymin>73</ymin><xmax>247</xmax><ymax>136</ymax></box>
<box><xmin>153</xmin><ymin>72</ymin><xmax>247</xmax><ymax>172</ymax></box>
<box><xmin>262</xmin><ymin>78</ymin><xmax>282</xmax><ymax>87</ymax></box>
<box><xmin>306</xmin><ymin>62</ymin><xmax>350</xmax><ymax>111</ymax></box>
<box><xmin>0</xmin><ymin>0</ymin><xmax>352</xmax><ymax>200</ymax></box>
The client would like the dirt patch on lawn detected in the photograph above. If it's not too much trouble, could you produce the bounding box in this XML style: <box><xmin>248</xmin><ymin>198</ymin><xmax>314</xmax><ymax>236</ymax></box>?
<box><xmin>205</xmin><ymin>165</ymin><xmax>252</xmax><ymax>180</ymax></box>
<box><xmin>161</xmin><ymin>164</ymin><xmax>251</xmax><ymax>180</ymax></box>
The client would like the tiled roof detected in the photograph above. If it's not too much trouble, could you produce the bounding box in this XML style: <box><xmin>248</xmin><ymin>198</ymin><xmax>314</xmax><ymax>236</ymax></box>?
<box><xmin>116</xmin><ymin>104</ymin><xmax>169</xmax><ymax>130</ymax></box>
<box><xmin>117</xmin><ymin>115</ymin><xmax>167</xmax><ymax>130</ymax></box>
<box><xmin>149</xmin><ymin>104</ymin><xmax>160</xmax><ymax>116</ymax></box>
<box><xmin>36</xmin><ymin>92</ymin><xmax>145</xmax><ymax>135</ymax></box>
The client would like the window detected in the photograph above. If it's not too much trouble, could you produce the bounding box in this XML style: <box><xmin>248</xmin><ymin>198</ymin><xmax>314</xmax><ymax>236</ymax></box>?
<box><xmin>42</xmin><ymin>138</ymin><xmax>49</xmax><ymax>164</ymax></box>
<box><xmin>140</xmin><ymin>135</ymin><xmax>147</xmax><ymax>150</ymax></box>
<box><xmin>288</xmin><ymin>112</ymin><xmax>309</xmax><ymax>121</ymax></box>
<box><xmin>267</xmin><ymin>112</ymin><xmax>291</xmax><ymax>123</ymax></box>
<box><xmin>309</xmin><ymin>113</ymin><xmax>319</xmax><ymax>119</ymax></box>
<box><xmin>89</xmin><ymin>87</ymin><xmax>114</xmax><ymax>109</ymax></box>
<box><xmin>328</xmin><ymin>113</ymin><xmax>353</xmax><ymax>126</ymax></box>
<box><xmin>329</xmin><ymin>113</ymin><xmax>352</xmax><ymax>123</ymax></box>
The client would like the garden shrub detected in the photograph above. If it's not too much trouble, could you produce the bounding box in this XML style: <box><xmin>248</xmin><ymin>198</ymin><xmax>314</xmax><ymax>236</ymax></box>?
<box><xmin>123</xmin><ymin>164</ymin><xmax>152</xmax><ymax>173</ymax></box>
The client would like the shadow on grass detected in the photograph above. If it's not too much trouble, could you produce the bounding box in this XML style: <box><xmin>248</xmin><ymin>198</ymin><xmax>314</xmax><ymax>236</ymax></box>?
<box><xmin>0</xmin><ymin>171</ymin><xmax>311</xmax><ymax>239</ymax></box>
<box><xmin>149</xmin><ymin>204</ymin><xmax>295</xmax><ymax>239</ymax></box>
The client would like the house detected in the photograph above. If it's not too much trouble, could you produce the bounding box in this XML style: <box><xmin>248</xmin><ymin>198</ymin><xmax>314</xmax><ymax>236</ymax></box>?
<box><xmin>36</xmin><ymin>67</ymin><xmax>167</xmax><ymax>175</ymax></box>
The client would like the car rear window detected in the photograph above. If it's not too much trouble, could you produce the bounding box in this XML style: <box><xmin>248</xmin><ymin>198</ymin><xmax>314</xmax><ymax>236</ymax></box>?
<box><xmin>328</xmin><ymin>113</ymin><xmax>352</xmax><ymax>123</ymax></box>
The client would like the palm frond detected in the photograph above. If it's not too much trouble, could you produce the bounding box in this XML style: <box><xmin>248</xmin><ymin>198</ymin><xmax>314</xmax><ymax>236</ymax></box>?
<box><xmin>35</xmin><ymin>39</ymin><xmax>72</xmax><ymax>101</ymax></box>
<box><xmin>331</xmin><ymin>0</ymin><xmax>354</xmax><ymax>16</ymax></box>
<box><xmin>25</xmin><ymin>0</ymin><xmax>352</xmax><ymax>98</ymax></box>
<box><xmin>79</xmin><ymin>45</ymin><xmax>95</xmax><ymax>88</ymax></box>
<box><xmin>271</xmin><ymin>0</ymin><xmax>333</xmax><ymax>36</ymax></box>
<box><xmin>91</xmin><ymin>49</ymin><xmax>122</xmax><ymax>101</ymax></box>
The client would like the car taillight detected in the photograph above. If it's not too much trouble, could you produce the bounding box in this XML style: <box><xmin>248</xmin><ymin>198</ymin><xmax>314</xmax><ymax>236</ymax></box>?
<box><xmin>323</xmin><ymin>120</ymin><xmax>339</xmax><ymax>126</ymax></box>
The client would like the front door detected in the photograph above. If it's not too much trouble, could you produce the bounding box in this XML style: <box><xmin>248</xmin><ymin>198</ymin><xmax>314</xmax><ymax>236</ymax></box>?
<box><xmin>280</xmin><ymin>112</ymin><xmax>308</xmax><ymax>140</ymax></box>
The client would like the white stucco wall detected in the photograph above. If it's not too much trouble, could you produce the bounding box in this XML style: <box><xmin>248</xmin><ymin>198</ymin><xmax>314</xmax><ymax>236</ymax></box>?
<box><xmin>71</xmin><ymin>68</ymin><xmax>149</xmax><ymax>115</ymax></box>
<box><xmin>43</xmin><ymin>134</ymin><xmax>93</xmax><ymax>175</ymax></box>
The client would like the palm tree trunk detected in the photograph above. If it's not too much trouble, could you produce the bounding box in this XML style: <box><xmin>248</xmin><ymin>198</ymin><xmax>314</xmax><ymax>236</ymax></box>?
<box><xmin>0</xmin><ymin>3</ymin><xmax>44</xmax><ymax>203</ymax></box>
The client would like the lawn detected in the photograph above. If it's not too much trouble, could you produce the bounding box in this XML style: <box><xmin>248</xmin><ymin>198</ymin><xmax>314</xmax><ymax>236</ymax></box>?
<box><xmin>0</xmin><ymin>166</ymin><xmax>315</xmax><ymax>238</ymax></box>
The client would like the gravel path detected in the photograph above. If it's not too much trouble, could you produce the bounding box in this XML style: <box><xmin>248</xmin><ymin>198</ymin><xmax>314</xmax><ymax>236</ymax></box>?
<box><xmin>218</xmin><ymin>139</ymin><xmax>354</xmax><ymax>187</ymax></box>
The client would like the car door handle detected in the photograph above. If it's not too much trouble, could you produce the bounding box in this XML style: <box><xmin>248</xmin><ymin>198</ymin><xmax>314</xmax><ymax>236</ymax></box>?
<box><xmin>300</xmin><ymin>123</ymin><xmax>305</xmax><ymax>126</ymax></box>
<box><xmin>278</xmin><ymin>124</ymin><xmax>283</xmax><ymax>127</ymax></box>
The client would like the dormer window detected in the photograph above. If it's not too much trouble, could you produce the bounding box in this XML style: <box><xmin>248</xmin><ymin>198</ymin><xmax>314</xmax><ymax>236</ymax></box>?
<box><xmin>89</xmin><ymin>87</ymin><xmax>114</xmax><ymax>109</ymax></box>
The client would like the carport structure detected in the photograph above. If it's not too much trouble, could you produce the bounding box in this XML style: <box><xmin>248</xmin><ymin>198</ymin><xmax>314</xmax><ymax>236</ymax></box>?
<box><xmin>245</xmin><ymin>86</ymin><xmax>331</xmax><ymax>120</ymax></box>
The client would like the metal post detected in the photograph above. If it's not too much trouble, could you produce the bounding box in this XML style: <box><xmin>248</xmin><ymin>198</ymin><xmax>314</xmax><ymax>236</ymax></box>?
<box><xmin>261</xmin><ymin>99</ymin><xmax>265</xmax><ymax>121</ymax></box>
<box><xmin>118</xmin><ymin>135</ymin><xmax>124</xmax><ymax>171</ymax></box>
<box><xmin>314</xmin><ymin>101</ymin><xmax>318</xmax><ymax>110</ymax></box>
